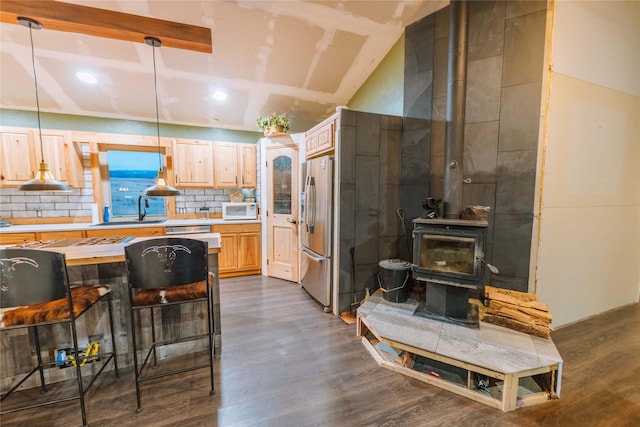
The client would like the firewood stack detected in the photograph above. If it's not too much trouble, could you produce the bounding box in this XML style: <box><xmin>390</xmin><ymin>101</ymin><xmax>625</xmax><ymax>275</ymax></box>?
<box><xmin>481</xmin><ymin>286</ymin><xmax>552</xmax><ymax>338</ymax></box>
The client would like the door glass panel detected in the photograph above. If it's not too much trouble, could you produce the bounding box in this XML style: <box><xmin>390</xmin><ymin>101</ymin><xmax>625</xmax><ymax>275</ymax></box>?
<box><xmin>273</xmin><ymin>156</ymin><xmax>291</xmax><ymax>214</ymax></box>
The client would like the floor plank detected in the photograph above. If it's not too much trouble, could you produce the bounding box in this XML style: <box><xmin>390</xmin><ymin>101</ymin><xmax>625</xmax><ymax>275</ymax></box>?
<box><xmin>1</xmin><ymin>275</ymin><xmax>639</xmax><ymax>426</ymax></box>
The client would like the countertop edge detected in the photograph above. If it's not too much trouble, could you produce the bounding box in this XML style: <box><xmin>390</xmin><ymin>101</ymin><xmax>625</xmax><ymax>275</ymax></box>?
<box><xmin>0</xmin><ymin>219</ymin><xmax>262</xmax><ymax>234</ymax></box>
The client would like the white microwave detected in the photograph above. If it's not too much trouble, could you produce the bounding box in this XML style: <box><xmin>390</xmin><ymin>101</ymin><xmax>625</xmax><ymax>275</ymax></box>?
<box><xmin>222</xmin><ymin>202</ymin><xmax>258</xmax><ymax>220</ymax></box>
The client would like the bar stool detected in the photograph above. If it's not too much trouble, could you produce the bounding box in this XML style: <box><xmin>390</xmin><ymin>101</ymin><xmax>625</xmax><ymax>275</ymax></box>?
<box><xmin>0</xmin><ymin>248</ymin><xmax>119</xmax><ymax>427</ymax></box>
<box><xmin>124</xmin><ymin>237</ymin><xmax>214</xmax><ymax>412</ymax></box>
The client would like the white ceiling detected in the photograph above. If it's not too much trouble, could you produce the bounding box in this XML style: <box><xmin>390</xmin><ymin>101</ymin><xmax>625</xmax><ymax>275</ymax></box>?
<box><xmin>0</xmin><ymin>1</ymin><xmax>446</xmax><ymax>133</ymax></box>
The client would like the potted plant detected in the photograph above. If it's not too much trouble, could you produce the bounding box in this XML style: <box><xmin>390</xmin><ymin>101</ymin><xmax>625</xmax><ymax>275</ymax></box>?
<box><xmin>257</xmin><ymin>112</ymin><xmax>290</xmax><ymax>136</ymax></box>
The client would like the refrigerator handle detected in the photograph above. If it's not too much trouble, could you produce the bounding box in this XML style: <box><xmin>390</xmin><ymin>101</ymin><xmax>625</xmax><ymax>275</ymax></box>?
<box><xmin>303</xmin><ymin>175</ymin><xmax>308</xmax><ymax>231</ymax></box>
<box><xmin>301</xmin><ymin>245</ymin><xmax>324</xmax><ymax>262</ymax></box>
<box><xmin>307</xmin><ymin>176</ymin><xmax>316</xmax><ymax>233</ymax></box>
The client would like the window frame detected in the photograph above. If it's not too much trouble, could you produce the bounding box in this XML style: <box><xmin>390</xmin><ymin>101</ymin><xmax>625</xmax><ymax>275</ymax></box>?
<box><xmin>90</xmin><ymin>136</ymin><xmax>176</xmax><ymax>220</ymax></box>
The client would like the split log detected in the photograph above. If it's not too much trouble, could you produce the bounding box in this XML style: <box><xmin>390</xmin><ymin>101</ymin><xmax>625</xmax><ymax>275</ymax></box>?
<box><xmin>482</xmin><ymin>286</ymin><xmax>552</xmax><ymax>338</ymax></box>
<box><xmin>487</xmin><ymin>299</ymin><xmax>553</xmax><ymax>323</ymax></box>
<box><xmin>485</xmin><ymin>286</ymin><xmax>549</xmax><ymax>312</ymax></box>
<box><xmin>482</xmin><ymin>314</ymin><xmax>551</xmax><ymax>338</ymax></box>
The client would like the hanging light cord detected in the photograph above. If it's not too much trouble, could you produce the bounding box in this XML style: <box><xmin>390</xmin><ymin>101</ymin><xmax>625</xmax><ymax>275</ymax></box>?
<box><xmin>26</xmin><ymin>20</ymin><xmax>45</xmax><ymax>162</ymax></box>
<box><xmin>151</xmin><ymin>39</ymin><xmax>162</xmax><ymax>170</ymax></box>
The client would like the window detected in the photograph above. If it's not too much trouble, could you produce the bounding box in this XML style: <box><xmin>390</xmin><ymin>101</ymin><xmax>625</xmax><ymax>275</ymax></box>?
<box><xmin>107</xmin><ymin>150</ymin><xmax>166</xmax><ymax>217</ymax></box>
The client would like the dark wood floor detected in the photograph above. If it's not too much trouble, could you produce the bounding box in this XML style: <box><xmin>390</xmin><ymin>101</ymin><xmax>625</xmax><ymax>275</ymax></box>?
<box><xmin>2</xmin><ymin>275</ymin><xmax>639</xmax><ymax>427</ymax></box>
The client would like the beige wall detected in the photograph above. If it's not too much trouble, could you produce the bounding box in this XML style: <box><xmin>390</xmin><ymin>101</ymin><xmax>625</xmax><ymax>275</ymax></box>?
<box><xmin>534</xmin><ymin>0</ymin><xmax>640</xmax><ymax>326</ymax></box>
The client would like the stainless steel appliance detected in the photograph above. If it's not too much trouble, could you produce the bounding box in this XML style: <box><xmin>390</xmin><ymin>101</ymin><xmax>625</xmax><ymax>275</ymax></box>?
<box><xmin>300</xmin><ymin>155</ymin><xmax>333</xmax><ymax>311</ymax></box>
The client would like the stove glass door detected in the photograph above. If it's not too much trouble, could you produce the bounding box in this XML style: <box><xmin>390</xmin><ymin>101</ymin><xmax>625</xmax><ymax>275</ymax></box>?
<box><xmin>418</xmin><ymin>234</ymin><xmax>475</xmax><ymax>274</ymax></box>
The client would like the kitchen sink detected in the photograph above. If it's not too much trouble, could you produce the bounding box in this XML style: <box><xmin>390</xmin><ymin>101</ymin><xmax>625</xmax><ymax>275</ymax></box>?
<box><xmin>92</xmin><ymin>220</ymin><xmax>166</xmax><ymax>226</ymax></box>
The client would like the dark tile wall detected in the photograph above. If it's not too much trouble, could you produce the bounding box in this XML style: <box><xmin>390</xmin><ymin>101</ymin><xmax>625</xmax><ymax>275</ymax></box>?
<box><xmin>403</xmin><ymin>1</ymin><xmax>547</xmax><ymax>292</ymax></box>
<box><xmin>336</xmin><ymin>110</ymin><xmax>428</xmax><ymax>312</ymax></box>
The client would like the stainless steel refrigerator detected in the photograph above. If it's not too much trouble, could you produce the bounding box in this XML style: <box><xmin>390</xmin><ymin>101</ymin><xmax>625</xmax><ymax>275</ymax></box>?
<box><xmin>300</xmin><ymin>155</ymin><xmax>333</xmax><ymax>312</ymax></box>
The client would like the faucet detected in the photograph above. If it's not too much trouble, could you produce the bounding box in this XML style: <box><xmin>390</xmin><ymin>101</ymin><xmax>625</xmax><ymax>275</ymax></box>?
<box><xmin>138</xmin><ymin>195</ymin><xmax>149</xmax><ymax>221</ymax></box>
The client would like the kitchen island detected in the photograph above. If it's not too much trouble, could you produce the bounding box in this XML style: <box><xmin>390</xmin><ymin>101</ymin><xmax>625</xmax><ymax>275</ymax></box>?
<box><xmin>0</xmin><ymin>233</ymin><xmax>222</xmax><ymax>392</ymax></box>
<box><xmin>0</xmin><ymin>218</ymin><xmax>262</xmax><ymax>278</ymax></box>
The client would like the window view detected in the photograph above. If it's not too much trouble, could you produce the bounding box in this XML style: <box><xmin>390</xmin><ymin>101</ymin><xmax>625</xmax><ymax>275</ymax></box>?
<box><xmin>107</xmin><ymin>150</ymin><xmax>166</xmax><ymax>217</ymax></box>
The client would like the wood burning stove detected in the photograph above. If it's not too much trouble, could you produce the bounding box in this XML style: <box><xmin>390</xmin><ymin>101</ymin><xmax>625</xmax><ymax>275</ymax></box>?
<box><xmin>412</xmin><ymin>218</ymin><xmax>488</xmax><ymax>327</ymax></box>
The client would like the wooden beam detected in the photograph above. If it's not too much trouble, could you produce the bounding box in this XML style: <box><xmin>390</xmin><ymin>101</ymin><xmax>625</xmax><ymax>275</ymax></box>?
<box><xmin>0</xmin><ymin>0</ymin><xmax>212</xmax><ymax>53</ymax></box>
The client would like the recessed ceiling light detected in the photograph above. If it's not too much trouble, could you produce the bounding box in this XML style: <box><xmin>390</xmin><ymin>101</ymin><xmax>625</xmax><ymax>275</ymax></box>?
<box><xmin>76</xmin><ymin>71</ymin><xmax>97</xmax><ymax>84</ymax></box>
<box><xmin>211</xmin><ymin>91</ymin><xmax>228</xmax><ymax>101</ymax></box>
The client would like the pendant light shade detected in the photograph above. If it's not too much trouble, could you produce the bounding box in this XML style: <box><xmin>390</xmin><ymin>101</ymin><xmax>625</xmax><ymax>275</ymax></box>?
<box><xmin>16</xmin><ymin>17</ymin><xmax>71</xmax><ymax>193</ymax></box>
<box><xmin>142</xmin><ymin>36</ymin><xmax>179</xmax><ymax>197</ymax></box>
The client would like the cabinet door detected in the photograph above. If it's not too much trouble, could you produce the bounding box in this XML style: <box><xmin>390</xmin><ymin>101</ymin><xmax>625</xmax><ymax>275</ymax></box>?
<box><xmin>173</xmin><ymin>139</ymin><xmax>214</xmax><ymax>187</ymax></box>
<box><xmin>37</xmin><ymin>231</ymin><xmax>85</xmax><ymax>241</ymax></box>
<box><xmin>217</xmin><ymin>232</ymin><xmax>239</xmax><ymax>273</ymax></box>
<box><xmin>0</xmin><ymin>233</ymin><xmax>37</xmax><ymax>245</ymax></box>
<box><xmin>305</xmin><ymin>130</ymin><xmax>317</xmax><ymax>157</ymax></box>
<box><xmin>0</xmin><ymin>129</ymin><xmax>36</xmax><ymax>185</ymax></box>
<box><xmin>213</xmin><ymin>142</ymin><xmax>239</xmax><ymax>188</ymax></box>
<box><xmin>315</xmin><ymin>121</ymin><xmax>334</xmax><ymax>154</ymax></box>
<box><xmin>238</xmin><ymin>231</ymin><xmax>261</xmax><ymax>271</ymax></box>
<box><xmin>38</xmin><ymin>130</ymin><xmax>84</xmax><ymax>188</ymax></box>
<box><xmin>239</xmin><ymin>144</ymin><xmax>257</xmax><ymax>188</ymax></box>
<box><xmin>85</xmin><ymin>227</ymin><xmax>164</xmax><ymax>238</ymax></box>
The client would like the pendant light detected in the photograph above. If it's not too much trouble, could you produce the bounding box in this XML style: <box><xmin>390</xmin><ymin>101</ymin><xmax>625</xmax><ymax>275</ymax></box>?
<box><xmin>142</xmin><ymin>36</ymin><xmax>179</xmax><ymax>197</ymax></box>
<box><xmin>16</xmin><ymin>17</ymin><xmax>71</xmax><ymax>192</ymax></box>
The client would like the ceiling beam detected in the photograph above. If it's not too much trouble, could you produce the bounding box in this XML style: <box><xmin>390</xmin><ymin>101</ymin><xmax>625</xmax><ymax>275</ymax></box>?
<box><xmin>0</xmin><ymin>0</ymin><xmax>212</xmax><ymax>53</ymax></box>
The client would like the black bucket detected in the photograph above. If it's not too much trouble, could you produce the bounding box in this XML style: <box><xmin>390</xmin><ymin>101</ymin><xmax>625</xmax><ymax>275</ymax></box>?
<box><xmin>377</xmin><ymin>259</ymin><xmax>412</xmax><ymax>303</ymax></box>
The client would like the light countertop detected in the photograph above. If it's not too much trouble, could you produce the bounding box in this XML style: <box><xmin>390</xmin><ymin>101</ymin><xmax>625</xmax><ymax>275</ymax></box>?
<box><xmin>0</xmin><ymin>218</ymin><xmax>261</xmax><ymax>233</ymax></box>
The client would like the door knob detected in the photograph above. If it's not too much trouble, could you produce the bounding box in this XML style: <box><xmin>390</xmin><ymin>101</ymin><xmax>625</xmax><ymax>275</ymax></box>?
<box><xmin>286</xmin><ymin>218</ymin><xmax>297</xmax><ymax>224</ymax></box>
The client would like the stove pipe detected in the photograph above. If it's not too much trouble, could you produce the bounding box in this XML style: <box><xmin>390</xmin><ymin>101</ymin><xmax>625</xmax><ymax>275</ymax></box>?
<box><xmin>443</xmin><ymin>0</ymin><xmax>469</xmax><ymax>219</ymax></box>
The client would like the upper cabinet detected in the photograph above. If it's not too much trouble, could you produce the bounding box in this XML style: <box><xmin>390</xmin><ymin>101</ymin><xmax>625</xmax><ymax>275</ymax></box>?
<box><xmin>305</xmin><ymin>114</ymin><xmax>337</xmax><ymax>159</ymax></box>
<box><xmin>173</xmin><ymin>139</ymin><xmax>214</xmax><ymax>187</ymax></box>
<box><xmin>0</xmin><ymin>127</ymin><xmax>84</xmax><ymax>188</ymax></box>
<box><xmin>239</xmin><ymin>144</ymin><xmax>257</xmax><ymax>188</ymax></box>
<box><xmin>213</xmin><ymin>142</ymin><xmax>257</xmax><ymax>189</ymax></box>
<box><xmin>39</xmin><ymin>130</ymin><xmax>84</xmax><ymax>188</ymax></box>
<box><xmin>0</xmin><ymin>128</ymin><xmax>35</xmax><ymax>186</ymax></box>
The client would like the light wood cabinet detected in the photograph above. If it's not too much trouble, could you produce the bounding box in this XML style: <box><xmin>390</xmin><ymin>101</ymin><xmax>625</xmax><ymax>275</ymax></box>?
<box><xmin>0</xmin><ymin>129</ymin><xmax>35</xmax><ymax>185</ymax></box>
<box><xmin>305</xmin><ymin>114</ymin><xmax>336</xmax><ymax>159</ymax></box>
<box><xmin>37</xmin><ymin>231</ymin><xmax>84</xmax><ymax>241</ymax></box>
<box><xmin>212</xmin><ymin>223</ymin><xmax>261</xmax><ymax>277</ymax></box>
<box><xmin>0</xmin><ymin>127</ymin><xmax>84</xmax><ymax>188</ymax></box>
<box><xmin>0</xmin><ymin>232</ymin><xmax>37</xmax><ymax>245</ymax></box>
<box><xmin>213</xmin><ymin>142</ymin><xmax>257</xmax><ymax>189</ymax></box>
<box><xmin>173</xmin><ymin>139</ymin><xmax>214</xmax><ymax>187</ymax></box>
<box><xmin>85</xmin><ymin>227</ymin><xmax>164</xmax><ymax>238</ymax></box>
<box><xmin>38</xmin><ymin>130</ymin><xmax>85</xmax><ymax>188</ymax></box>
<box><xmin>239</xmin><ymin>144</ymin><xmax>257</xmax><ymax>188</ymax></box>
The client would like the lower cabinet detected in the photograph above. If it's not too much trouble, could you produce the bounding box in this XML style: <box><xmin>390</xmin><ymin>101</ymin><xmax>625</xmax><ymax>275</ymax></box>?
<box><xmin>85</xmin><ymin>227</ymin><xmax>164</xmax><ymax>238</ymax></box>
<box><xmin>212</xmin><ymin>223</ymin><xmax>261</xmax><ymax>278</ymax></box>
<box><xmin>0</xmin><ymin>232</ymin><xmax>37</xmax><ymax>245</ymax></box>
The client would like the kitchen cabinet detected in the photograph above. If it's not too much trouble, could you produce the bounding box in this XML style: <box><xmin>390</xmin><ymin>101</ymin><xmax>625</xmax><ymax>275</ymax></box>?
<box><xmin>0</xmin><ymin>127</ymin><xmax>84</xmax><ymax>188</ymax></box>
<box><xmin>0</xmin><ymin>232</ymin><xmax>37</xmax><ymax>245</ymax></box>
<box><xmin>305</xmin><ymin>114</ymin><xmax>336</xmax><ymax>159</ymax></box>
<box><xmin>38</xmin><ymin>130</ymin><xmax>85</xmax><ymax>188</ymax></box>
<box><xmin>85</xmin><ymin>227</ymin><xmax>164</xmax><ymax>238</ymax></box>
<box><xmin>0</xmin><ymin>128</ymin><xmax>35</xmax><ymax>185</ymax></box>
<box><xmin>239</xmin><ymin>144</ymin><xmax>257</xmax><ymax>188</ymax></box>
<box><xmin>37</xmin><ymin>231</ymin><xmax>84</xmax><ymax>241</ymax></box>
<box><xmin>211</xmin><ymin>223</ymin><xmax>261</xmax><ymax>277</ymax></box>
<box><xmin>213</xmin><ymin>142</ymin><xmax>257</xmax><ymax>189</ymax></box>
<box><xmin>173</xmin><ymin>139</ymin><xmax>214</xmax><ymax>187</ymax></box>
